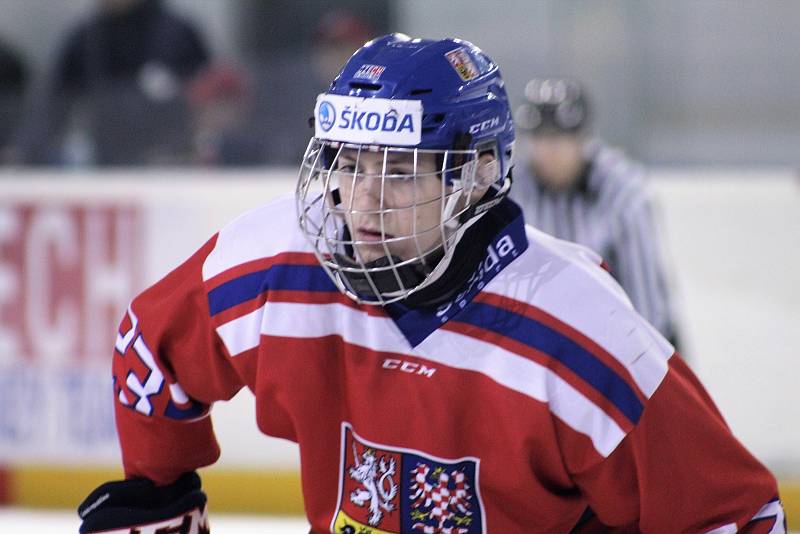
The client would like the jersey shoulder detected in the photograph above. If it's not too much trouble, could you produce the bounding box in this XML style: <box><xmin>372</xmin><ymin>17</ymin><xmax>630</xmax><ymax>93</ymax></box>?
<box><xmin>202</xmin><ymin>193</ymin><xmax>312</xmax><ymax>282</ymax></box>
<box><xmin>503</xmin><ymin>223</ymin><xmax>632</xmax><ymax>307</ymax></box>
<box><xmin>485</xmin><ymin>223</ymin><xmax>674</xmax><ymax>399</ymax></box>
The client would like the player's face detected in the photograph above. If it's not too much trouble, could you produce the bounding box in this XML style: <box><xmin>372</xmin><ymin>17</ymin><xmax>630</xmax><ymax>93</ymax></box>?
<box><xmin>525</xmin><ymin>133</ymin><xmax>584</xmax><ymax>191</ymax></box>
<box><xmin>333</xmin><ymin>149</ymin><xmax>446</xmax><ymax>263</ymax></box>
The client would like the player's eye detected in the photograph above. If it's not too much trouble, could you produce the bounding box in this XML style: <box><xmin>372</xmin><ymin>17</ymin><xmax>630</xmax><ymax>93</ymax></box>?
<box><xmin>335</xmin><ymin>164</ymin><xmax>357</xmax><ymax>173</ymax></box>
<box><xmin>386</xmin><ymin>166</ymin><xmax>415</xmax><ymax>179</ymax></box>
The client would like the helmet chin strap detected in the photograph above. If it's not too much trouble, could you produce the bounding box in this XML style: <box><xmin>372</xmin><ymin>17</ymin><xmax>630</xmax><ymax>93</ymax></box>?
<box><xmin>412</xmin><ymin>175</ymin><xmax>511</xmax><ymax>294</ymax></box>
<box><xmin>334</xmin><ymin>250</ymin><xmax>441</xmax><ymax>302</ymax></box>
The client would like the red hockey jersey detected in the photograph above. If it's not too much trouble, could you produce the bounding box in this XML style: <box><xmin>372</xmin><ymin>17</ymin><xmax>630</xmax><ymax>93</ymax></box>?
<box><xmin>112</xmin><ymin>194</ymin><xmax>785</xmax><ymax>533</ymax></box>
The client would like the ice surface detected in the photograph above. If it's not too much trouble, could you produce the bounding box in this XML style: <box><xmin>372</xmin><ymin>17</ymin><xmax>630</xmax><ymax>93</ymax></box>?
<box><xmin>0</xmin><ymin>507</ymin><xmax>310</xmax><ymax>533</ymax></box>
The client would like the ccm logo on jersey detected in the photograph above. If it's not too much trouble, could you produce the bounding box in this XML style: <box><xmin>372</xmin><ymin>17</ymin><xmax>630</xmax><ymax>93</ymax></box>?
<box><xmin>468</xmin><ymin>115</ymin><xmax>500</xmax><ymax>134</ymax></box>
<box><xmin>314</xmin><ymin>93</ymin><xmax>422</xmax><ymax>146</ymax></box>
<box><xmin>382</xmin><ymin>358</ymin><xmax>436</xmax><ymax>378</ymax></box>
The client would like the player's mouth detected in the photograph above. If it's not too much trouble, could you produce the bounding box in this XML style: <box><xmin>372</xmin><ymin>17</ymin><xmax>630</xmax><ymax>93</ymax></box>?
<box><xmin>354</xmin><ymin>228</ymin><xmax>394</xmax><ymax>243</ymax></box>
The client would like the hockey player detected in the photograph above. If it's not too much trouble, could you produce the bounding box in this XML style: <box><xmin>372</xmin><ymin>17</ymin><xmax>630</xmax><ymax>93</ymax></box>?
<box><xmin>79</xmin><ymin>34</ymin><xmax>785</xmax><ymax>533</ymax></box>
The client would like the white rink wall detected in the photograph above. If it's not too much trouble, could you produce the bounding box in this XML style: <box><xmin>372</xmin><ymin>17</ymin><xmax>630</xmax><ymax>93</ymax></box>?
<box><xmin>0</xmin><ymin>168</ymin><xmax>798</xmax><ymax>476</ymax></box>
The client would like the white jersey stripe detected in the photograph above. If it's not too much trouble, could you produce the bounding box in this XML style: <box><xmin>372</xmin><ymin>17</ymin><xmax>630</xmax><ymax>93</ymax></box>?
<box><xmin>217</xmin><ymin>300</ymin><xmax>627</xmax><ymax>457</ymax></box>
<box><xmin>216</xmin><ymin>305</ymin><xmax>264</xmax><ymax>356</ymax></box>
<box><xmin>203</xmin><ymin>193</ymin><xmax>313</xmax><ymax>281</ymax></box>
<box><xmin>705</xmin><ymin>523</ymin><xmax>737</xmax><ymax>534</ymax></box>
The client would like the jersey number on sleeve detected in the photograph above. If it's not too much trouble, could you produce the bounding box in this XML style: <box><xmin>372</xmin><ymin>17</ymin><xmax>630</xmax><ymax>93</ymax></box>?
<box><xmin>114</xmin><ymin>307</ymin><xmax>165</xmax><ymax>417</ymax></box>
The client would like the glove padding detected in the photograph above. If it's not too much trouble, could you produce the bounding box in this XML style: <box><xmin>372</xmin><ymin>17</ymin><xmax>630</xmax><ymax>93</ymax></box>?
<box><xmin>78</xmin><ymin>471</ymin><xmax>209</xmax><ymax>534</ymax></box>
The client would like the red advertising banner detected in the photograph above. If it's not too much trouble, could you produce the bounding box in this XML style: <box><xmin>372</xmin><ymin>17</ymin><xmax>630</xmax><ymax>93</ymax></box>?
<box><xmin>0</xmin><ymin>202</ymin><xmax>143</xmax><ymax>460</ymax></box>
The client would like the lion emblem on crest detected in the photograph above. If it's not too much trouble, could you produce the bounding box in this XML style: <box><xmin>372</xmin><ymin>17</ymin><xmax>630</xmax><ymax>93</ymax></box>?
<box><xmin>348</xmin><ymin>443</ymin><xmax>399</xmax><ymax>526</ymax></box>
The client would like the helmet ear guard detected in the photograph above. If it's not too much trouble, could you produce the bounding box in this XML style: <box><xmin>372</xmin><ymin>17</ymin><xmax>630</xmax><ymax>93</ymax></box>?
<box><xmin>472</xmin><ymin>138</ymin><xmax>504</xmax><ymax>188</ymax></box>
<box><xmin>441</xmin><ymin>135</ymin><xmax>508</xmax><ymax>231</ymax></box>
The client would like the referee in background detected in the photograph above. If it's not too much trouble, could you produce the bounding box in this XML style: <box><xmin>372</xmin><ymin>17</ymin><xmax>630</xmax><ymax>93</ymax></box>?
<box><xmin>511</xmin><ymin>78</ymin><xmax>681</xmax><ymax>348</ymax></box>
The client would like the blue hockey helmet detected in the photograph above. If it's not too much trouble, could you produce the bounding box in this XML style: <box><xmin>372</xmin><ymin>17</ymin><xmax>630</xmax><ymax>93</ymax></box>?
<box><xmin>323</xmin><ymin>33</ymin><xmax>514</xmax><ymax>180</ymax></box>
<box><xmin>297</xmin><ymin>34</ymin><xmax>515</xmax><ymax>305</ymax></box>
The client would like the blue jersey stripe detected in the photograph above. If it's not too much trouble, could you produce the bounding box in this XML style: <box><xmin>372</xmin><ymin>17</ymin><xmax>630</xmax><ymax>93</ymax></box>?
<box><xmin>453</xmin><ymin>301</ymin><xmax>644</xmax><ymax>424</ymax></box>
<box><xmin>207</xmin><ymin>264</ymin><xmax>337</xmax><ymax>316</ymax></box>
<box><xmin>208</xmin><ymin>269</ymin><xmax>268</xmax><ymax>316</ymax></box>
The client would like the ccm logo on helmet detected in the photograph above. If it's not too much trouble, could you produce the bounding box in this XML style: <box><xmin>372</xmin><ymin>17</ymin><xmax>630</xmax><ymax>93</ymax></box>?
<box><xmin>468</xmin><ymin>116</ymin><xmax>500</xmax><ymax>135</ymax></box>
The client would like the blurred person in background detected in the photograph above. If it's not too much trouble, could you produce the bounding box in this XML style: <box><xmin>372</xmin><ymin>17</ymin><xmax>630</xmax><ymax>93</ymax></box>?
<box><xmin>8</xmin><ymin>0</ymin><xmax>209</xmax><ymax>166</ymax></box>
<box><xmin>0</xmin><ymin>38</ymin><xmax>28</xmax><ymax>154</ymax></box>
<box><xmin>512</xmin><ymin>78</ymin><xmax>681</xmax><ymax>348</ymax></box>
<box><xmin>186</xmin><ymin>62</ymin><xmax>267</xmax><ymax>167</ymax></box>
<box><xmin>309</xmin><ymin>10</ymin><xmax>375</xmax><ymax>87</ymax></box>
<box><xmin>258</xmin><ymin>8</ymin><xmax>374</xmax><ymax>164</ymax></box>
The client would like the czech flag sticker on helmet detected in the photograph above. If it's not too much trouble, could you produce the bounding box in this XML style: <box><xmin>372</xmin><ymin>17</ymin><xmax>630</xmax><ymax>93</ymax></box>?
<box><xmin>445</xmin><ymin>47</ymin><xmax>480</xmax><ymax>82</ymax></box>
<box><xmin>314</xmin><ymin>93</ymin><xmax>423</xmax><ymax>146</ymax></box>
<box><xmin>354</xmin><ymin>63</ymin><xmax>386</xmax><ymax>81</ymax></box>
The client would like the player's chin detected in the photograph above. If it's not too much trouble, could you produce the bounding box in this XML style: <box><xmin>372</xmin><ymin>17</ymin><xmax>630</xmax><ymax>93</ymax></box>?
<box><xmin>355</xmin><ymin>245</ymin><xmax>397</xmax><ymax>263</ymax></box>
<box><xmin>356</xmin><ymin>239</ymin><xmax>424</xmax><ymax>263</ymax></box>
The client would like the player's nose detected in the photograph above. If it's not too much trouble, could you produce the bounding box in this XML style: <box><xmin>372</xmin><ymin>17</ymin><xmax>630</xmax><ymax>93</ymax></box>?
<box><xmin>352</xmin><ymin>174</ymin><xmax>383</xmax><ymax>211</ymax></box>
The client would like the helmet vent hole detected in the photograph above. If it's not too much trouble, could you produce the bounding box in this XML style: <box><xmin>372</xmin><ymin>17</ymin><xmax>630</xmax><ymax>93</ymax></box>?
<box><xmin>349</xmin><ymin>82</ymin><xmax>382</xmax><ymax>91</ymax></box>
<box><xmin>409</xmin><ymin>88</ymin><xmax>433</xmax><ymax>95</ymax></box>
<box><xmin>421</xmin><ymin>113</ymin><xmax>447</xmax><ymax>132</ymax></box>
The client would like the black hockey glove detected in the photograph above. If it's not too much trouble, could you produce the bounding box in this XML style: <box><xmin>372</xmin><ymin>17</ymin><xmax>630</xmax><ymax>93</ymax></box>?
<box><xmin>78</xmin><ymin>471</ymin><xmax>209</xmax><ymax>534</ymax></box>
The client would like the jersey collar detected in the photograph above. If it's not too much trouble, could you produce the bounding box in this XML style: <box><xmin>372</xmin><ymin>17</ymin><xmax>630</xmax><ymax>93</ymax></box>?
<box><xmin>385</xmin><ymin>199</ymin><xmax>528</xmax><ymax>347</ymax></box>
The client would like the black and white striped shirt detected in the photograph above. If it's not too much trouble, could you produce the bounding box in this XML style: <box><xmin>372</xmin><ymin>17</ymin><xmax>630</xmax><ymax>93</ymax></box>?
<box><xmin>511</xmin><ymin>142</ymin><xmax>678</xmax><ymax>345</ymax></box>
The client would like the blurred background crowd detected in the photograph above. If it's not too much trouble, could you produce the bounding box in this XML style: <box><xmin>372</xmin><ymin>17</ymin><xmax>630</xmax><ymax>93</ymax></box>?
<box><xmin>0</xmin><ymin>0</ymin><xmax>390</xmax><ymax>167</ymax></box>
<box><xmin>0</xmin><ymin>0</ymin><xmax>797</xmax><ymax>169</ymax></box>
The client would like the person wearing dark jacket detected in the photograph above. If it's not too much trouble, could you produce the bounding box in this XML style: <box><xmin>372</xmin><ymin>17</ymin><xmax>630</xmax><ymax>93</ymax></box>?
<box><xmin>0</xmin><ymin>38</ymin><xmax>28</xmax><ymax>152</ymax></box>
<box><xmin>12</xmin><ymin>0</ymin><xmax>209</xmax><ymax>166</ymax></box>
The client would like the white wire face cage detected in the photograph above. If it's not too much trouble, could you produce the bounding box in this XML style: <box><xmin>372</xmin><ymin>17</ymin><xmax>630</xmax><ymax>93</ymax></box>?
<box><xmin>296</xmin><ymin>137</ymin><xmax>501</xmax><ymax>305</ymax></box>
